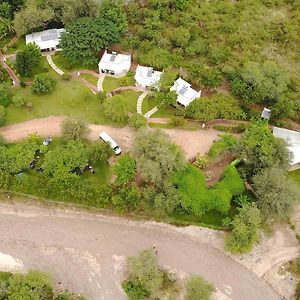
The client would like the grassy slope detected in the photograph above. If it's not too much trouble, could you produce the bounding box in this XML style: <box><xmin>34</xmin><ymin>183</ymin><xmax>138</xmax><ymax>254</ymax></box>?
<box><xmin>289</xmin><ymin>169</ymin><xmax>300</xmax><ymax>187</ymax></box>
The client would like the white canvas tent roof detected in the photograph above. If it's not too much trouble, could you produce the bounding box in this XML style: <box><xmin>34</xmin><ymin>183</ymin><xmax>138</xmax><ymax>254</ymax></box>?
<box><xmin>273</xmin><ymin>127</ymin><xmax>300</xmax><ymax>166</ymax></box>
<box><xmin>170</xmin><ymin>78</ymin><xmax>201</xmax><ymax>107</ymax></box>
<box><xmin>98</xmin><ymin>51</ymin><xmax>131</xmax><ymax>73</ymax></box>
<box><xmin>134</xmin><ymin>65</ymin><xmax>163</xmax><ymax>88</ymax></box>
<box><xmin>25</xmin><ymin>28</ymin><xmax>65</xmax><ymax>50</ymax></box>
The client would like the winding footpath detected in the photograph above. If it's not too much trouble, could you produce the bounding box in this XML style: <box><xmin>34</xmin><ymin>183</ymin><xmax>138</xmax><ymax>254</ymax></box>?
<box><xmin>0</xmin><ymin>202</ymin><xmax>280</xmax><ymax>300</ymax></box>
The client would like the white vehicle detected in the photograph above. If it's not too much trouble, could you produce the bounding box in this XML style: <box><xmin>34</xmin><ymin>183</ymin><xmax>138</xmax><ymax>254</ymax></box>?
<box><xmin>99</xmin><ymin>131</ymin><xmax>122</xmax><ymax>155</ymax></box>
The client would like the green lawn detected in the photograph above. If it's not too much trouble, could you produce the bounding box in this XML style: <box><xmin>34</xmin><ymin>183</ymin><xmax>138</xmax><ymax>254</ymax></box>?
<box><xmin>289</xmin><ymin>169</ymin><xmax>300</xmax><ymax>187</ymax></box>
<box><xmin>7</xmin><ymin>79</ymin><xmax>119</xmax><ymax>126</ymax></box>
<box><xmin>80</xmin><ymin>73</ymin><xmax>98</xmax><ymax>86</ymax></box>
<box><xmin>52</xmin><ymin>52</ymin><xmax>98</xmax><ymax>73</ymax></box>
<box><xmin>142</xmin><ymin>94</ymin><xmax>176</xmax><ymax>118</ymax></box>
<box><xmin>3</xmin><ymin>37</ymin><xmax>26</xmax><ymax>54</ymax></box>
<box><xmin>102</xmin><ymin>72</ymin><xmax>135</xmax><ymax>92</ymax></box>
<box><xmin>113</xmin><ymin>90</ymin><xmax>141</xmax><ymax>113</ymax></box>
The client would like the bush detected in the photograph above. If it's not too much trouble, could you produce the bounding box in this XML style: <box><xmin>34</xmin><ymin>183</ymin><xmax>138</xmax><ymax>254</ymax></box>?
<box><xmin>208</xmin><ymin>134</ymin><xmax>237</xmax><ymax>158</ymax></box>
<box><xmin>129</xmin><ymin>113</ymin><xmax>147</xmax><ymax>130</ymax></box>
<box><xmin>97</xmin><ymin>91</ymin><xmax>107</xmax><ymax>104</ymax></box>
<box><xmin>12</xmin><ymin>95</ymin><xmax>25</xmax><ymax>107</ymax></box>
<box><xmin>103</xmin><ymin>97</ymin><xmax>129</xmax><ymax>123</ymax></box>
<box><xmin>61</xmin><ymin>73</ymin><xmax>71</xmax><ymax>80</ymax></box>
<box><xmin>0</xmin><ymin>105</ymin><xmax>7</xmax><ymax>126</ymax></box>
<box><xmin>184</xmin><ymin>275</ymin><xmax>214</xmax><ymax>300</ymax></box>
<box><xmin>61</xmin><ymin>118</ymin><xmax>89</xmax><ymax>140</ymax></box>
<box><xmin>168</xmin><ymin>116</ymin><xmax>186</xmax><ymax>127</ymax></box>
<box><xmin>0</xmin><ymin>84</ymin><xmax>11</xmax><ymax>107</ymax></box>
<box><xmin>122</xmin><ymin>280</ymin><xmax>149</xmax><ymax>300</ymax></box>
<box><xmin>19</xmin><ymin>80</ymin><xmax>26</xmax><ymax>88</ymax></box>
<box><xmin>114</xmin><ymin>154</ymin><xmax>136</xmax><ymax>186</ymax></box>
<box><xmin>213</xmin><ymin>123</ymin><xmax>246</xmax><ymax>133</ymax></box>
<box><xmin>32</xmin><ymin>74</ymin><xmax>56</xmax><ymax>94</ymax></box>
<box><xmin>193</xmin><ymin>154</ymin><xmax>209</xmax><ymax>169</ymax></box>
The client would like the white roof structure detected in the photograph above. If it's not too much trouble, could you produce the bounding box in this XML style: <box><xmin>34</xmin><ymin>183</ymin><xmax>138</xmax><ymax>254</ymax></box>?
<box><xmin>134</xmin><ymin>65</ymin><xmax>163</xmax><ymax>89</ymax></box>
<box><xmin>170</xmin><ymin>78</ymin><xmax>201</xmax><ymax>107</ymax></box>
<box><xmin>273</xmin><ymin>127</ymin><xmax>300</xmax><ymax>167</ymax></box>
<box><xmin>261</xmin><ymin>107</ymin><xmax>271</xmax><ymax>120</ymax></box>
<box><xmin>98</xmin><ymin>51</ymin><xmax>131</xmax><ymax>75</ymax></box>
<box><xmin>25</xmin><ymin>28</ymin><xmax>65</xmax><ymax>50</ymax></box>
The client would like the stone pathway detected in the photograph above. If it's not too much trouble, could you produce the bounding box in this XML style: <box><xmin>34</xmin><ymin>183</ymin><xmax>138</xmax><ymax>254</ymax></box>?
<box><xmin>144</xmin><ymin>106</ymin><xmax>158</xmax><ymax>118</ymax></box>
<box><xmin>97</xmin><ymin>74</ymin><xmax>105</xmax><ymax>92</ymax></box>
<box><xmin>137</xmin><ymin>91</ymin><xmax>149</xmax><ymax>114</ymax></box>
<box><xmin>46</xmin><ymin>54</ymin><xmax>64</xmax><ymax>75</ymax></box>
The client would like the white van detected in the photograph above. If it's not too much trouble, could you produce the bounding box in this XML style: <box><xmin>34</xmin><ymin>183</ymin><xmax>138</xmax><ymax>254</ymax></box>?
<box><xmin>99</xmin><ymin>131</ymin><xmax>122</xmax><ymax>155</ymax></box>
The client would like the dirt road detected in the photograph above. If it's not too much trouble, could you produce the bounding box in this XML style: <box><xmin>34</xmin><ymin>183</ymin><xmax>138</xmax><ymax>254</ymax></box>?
<box><xmin>0</xmin><ymin>116</ymin><xmax>221</xmax><ymax>159</ymax></box>
<box><xmin>0</xmin><ymin>202</ymin><xmax>280</xmax><ymax>300</ymax></box>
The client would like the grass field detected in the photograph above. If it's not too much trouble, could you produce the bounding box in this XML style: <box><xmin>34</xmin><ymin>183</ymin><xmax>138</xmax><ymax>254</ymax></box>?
<box><xmin>7</xmin><ymin>79</ymin><xmax>118</xmax><ymax>125</ymax></box>
<box><xmin>102</xmin><ymin>73</ymin><xmax>135</xmax><ymax>92</ymax></box>
<box><xmin>80</xmin><ymin>73</ymin><xmax>98</xmax><ymax>86</ymax></box>
<box><xmin>52</xmin><ymin>52</ymin><xmax>98</xmax><ymax>73</ymax></box>
<box><xmin>289</xmin><ymin>169</ymin><xmax>300</xmax><ymax>187</ymax></box>
<box><xmin>142</xmin><ymin>94</ymin><xmax>175</xmax><ymax>118</ymax></box>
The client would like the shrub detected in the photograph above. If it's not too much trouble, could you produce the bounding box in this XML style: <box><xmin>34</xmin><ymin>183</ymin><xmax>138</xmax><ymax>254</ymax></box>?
<box><xmin>193</xmin><ymin>154</ymin><xmax>209</xmax><ymax>169</ymax></box>
<box><xmin>19</xmin><ymin>80</ymin><xmax>26</xmax><ymax>88</ymax></box>
<box><xmin>168</xmin><ymin>116</ymin><xmax>186</xmax><ymax>127</ymax></box>
<box><xmin>0</xmin><ymin>84</ymin><xmax>11</xmax><ymax>107</ymax></box>
<box><xmin>213</xmin><ymin>123</ymin><xmax>246</xmax><ymax>133</ymax></box>
<box><xmin>61</xmin><ymin>73</ymin><xmax>71</xmax><ymax>80</ymax></box>
<box><xmin>12</xmin><ymin>95</ymin><xmax>25</xmax><ymax>107</ymax></box>
<box><xmin>32</xmin><ymin>74</ymin><xmax>56</xmax><ymax>94</ymax></box>
<box><xmin>103</xmin><ymin>96</ymin><xmax>129</xmax><ymax>123</ymax></box>
<box><xmin>97</xmin><ymin>91</ymin><xmax>107</xmax><ymax>104</ymax></box>
<box><xmin>114</xmin><ymin>154</ymin><xmax>136</xmax><ymax>186</ymax></box>
<box><xmin>184</xmin><ymin>275</ymin><xmax>214</xmax><ymax>300</ymax></box>
<box><xmin>208</xmin><ymin>134</ymin><xmax>237</xmax><ymax>158</ymax></box>
<box><xmin>129</xmin><ymin>113</ymin><xmax>147</xmax><ymax>130</ymax></box>
<box><xmin>61</xmin><ymin>118</ymin><xmax>89</xmax><ymax>140</ymax></box>
<box><xmin>0</xmin><ymin>105</ymin><xmax>7</xmax><ymax>126</ymax></box>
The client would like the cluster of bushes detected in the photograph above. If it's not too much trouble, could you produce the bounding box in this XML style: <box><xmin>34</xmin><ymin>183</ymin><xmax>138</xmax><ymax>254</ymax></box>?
<box><xmin>173</xmin><ymin>164</ymin><xmax>245</xmax><ymax>217</ymax></box>
<box><xmin>208</xmin><ymin>134</ymin><xmax>237</xmax><ymax>159</ymax></box>
<box><xmin>122</xmin><ymin>248</ymin><xmax>214</xmax><ymax>300</ymax></box>
<box><xmin>213</xmin><ymin>123</ymin><xmax>246</xmax><ymax>133</ymax></box>
<box><xmin>0</xmin><ymin>270</ymin><xmax>85</xmax><ymax>300</ymax></box>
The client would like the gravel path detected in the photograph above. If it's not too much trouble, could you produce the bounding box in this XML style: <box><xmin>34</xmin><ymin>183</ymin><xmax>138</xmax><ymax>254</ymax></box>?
<box><xmin>0</xmin><ymin>116</ymin><xmax>221</xmax><ymax>159</ymax></box>
<box><xmin>0</xmin><ymin>202</ymin><xmax>281</xmax><ymax>300</ymax></box>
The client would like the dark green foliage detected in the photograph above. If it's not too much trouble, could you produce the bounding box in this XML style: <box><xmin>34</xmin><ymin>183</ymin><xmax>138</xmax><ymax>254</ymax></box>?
<box><xmin>132</xmin><ymin>129</ymin><xmax>185</xmax><ymax>187</ymax></box>
<box><xmin>112</xmin><ymin>184</ymin><xmax>140</xmax><ymax>211</ymax></box>
<box><xmin>0</xmin><ymin>84</ymin><xmax>11</xmax><ymax>107</ymax></box>
<box><xmin>31</xmin><ymin>74</ymin><xmax>56</xmax><ymax>94</ymax></box>
<box><xmin>114</xmin><ymin>154</ymin><xmax>136</xmax><ymax>186</ymax></box>
<box><xmin>103</xmin><ymin>96</ymin><xmax>129</xmax><ymax>123</ymax></box>
<box><xmin>214</xmin><ymin>165</ymin><xmax>245</xmax><ymax>196</ymax></box>
<box><xmin>61</xmin><ymin>118</ymin><xmax>89</xmax><ymax>141</ymax></box>
<box><xmin>15</xmin><ymin>43</ymin><xmax>41</xmax><ymax>77</ymax></box>
<box><xmin>184</xmin><ymin>275</ymin><xmax>214</xmax><ymax>300</ymax></box>
<box><xmin>99</xmin><ymin>0</ymin><xmax>127</xmax><ymax>36</ymax></box>
<box><xmin>208</xmin><ymin>134</ymin><xmax>237</xmax><ymax>158</ymax></box>
<box><xmin>89</xmin><ymin>141</ymin><xmax>113</xmax><ymax>163</ymax></box>
<box><xmin>60</xmin><ymin>17</ymin><xmax>120</xmax><ymax>66</ymax></box>
<box><xmin>225</xmin><ymin>202</ymin><xmax>261</xmax><ymax>253</ymax></box>
<box><xmin>185</xmin><ymin>95</ymin><xmax>243</xmax><ymax>121</ymax></box>
<box><xmin>154</xmin><ymin>90</ymin><xmax>177</xmax><ymax>109</ymax></box>
<box><xmin>122</xmin><ymin>280</ymin><xmax>149</xmax><ymax>300</ymax></box>
<box><xmin>237</xmin><ymin>120</ymin><xmax>291</xmax><ymax>176</ymax></box>
<box><xmin>129</xmin><ymin>113</ymin><xmax>147</xmax><ymax>130</ymax></box>
<box><xmin>231</xmin><ymin>61</ymin><xmax>291</xmax><ymax>105</ymax></box>
<box><xmin>174</xmin><ymin>165</ymin><xmax>243</xmax><ymax>216</ymax></box>
<box><xmin>0</xmin><ymin>105</ymin><xmax>6</xmax><ymax>126</ymax></box>
<box><xmin>253</xmin><ymin>167</ymin><xmax>300</xmax><ymax>220</ymax></box>
<box><xmin>0</xmin><ymin>66</ymin><xmax>10</xmax><ymax>83</ymax></box>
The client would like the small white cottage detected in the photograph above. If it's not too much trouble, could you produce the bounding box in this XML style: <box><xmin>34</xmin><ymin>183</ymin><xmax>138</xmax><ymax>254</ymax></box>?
<box><xmin>25</xmin><ymin>28</ymin><xmax>65</xmax><ymax>51</ymax></box>
<box><xmin>170</xmin><ymin>77</ymin><xmax>201</xmax><ymax>107</ymax></box>
<box><xmin>98</xmin><ymin>50</ymin><xmax>131</xmax><ymax>76</ymax></box>
<box><xmin>134</xmin><ymin>65</ymin><xmax>163</xmax><ymax>89</ymax></box>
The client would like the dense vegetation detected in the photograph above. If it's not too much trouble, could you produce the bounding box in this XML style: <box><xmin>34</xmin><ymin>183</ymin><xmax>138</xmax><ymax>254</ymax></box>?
<box><xmin>0</xmin><ymin>270</ymin><xmax>85</xmax><ymax>299</ymax></box>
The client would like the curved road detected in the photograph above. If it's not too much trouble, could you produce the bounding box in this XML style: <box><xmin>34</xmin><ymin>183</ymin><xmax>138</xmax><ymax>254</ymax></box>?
<box><xmin>0</xmin><ymin>203</ymin><xmax>280</xmax><ymax>300</ymax></box>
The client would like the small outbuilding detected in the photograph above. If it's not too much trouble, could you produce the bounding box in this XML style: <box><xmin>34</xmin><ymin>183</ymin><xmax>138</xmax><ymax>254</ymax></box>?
<box><xmin>170</xmin><ymin>77</ymin><xmax>201</xmax><ymax>107</ymax></box>
<box><xmin>98</xmin><ymin>50</ymin><xmax>131</xmax><ymax>76</ymax></box>
<box><xmin>261</xmin><ymin>107</ymin><xmax>271</xmax><ymax>120</ymax></box>
<box><xmin>134</xmin><ymin>65</ymin><xmax>163</xmax><ymax>90</ymax></box>
<box><xmin>273</xmin><ymin>126</ymin><xmax>300</xmax><ymax>170</ymax></box>
<box><xmin>25</xmin><ymin>28</ymin><xmax>65</xmax><ymax>51</ymax></box>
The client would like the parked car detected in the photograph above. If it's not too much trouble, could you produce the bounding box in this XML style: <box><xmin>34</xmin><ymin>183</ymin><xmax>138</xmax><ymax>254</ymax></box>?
<box><xmin>99</xmin><ymin>131</ymin><xmax>121</xmax><ymax>155</ymax></box>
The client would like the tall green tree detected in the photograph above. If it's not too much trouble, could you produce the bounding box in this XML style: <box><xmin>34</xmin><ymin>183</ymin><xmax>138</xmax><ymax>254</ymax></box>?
<box><xmin>15</xmin><ymin>43</ymin><xmax>41</xmax><ymax>77</ymax></box>
<box><xmin>60</xmin><ymin>17</ymin><xmax>120</xmax><ymax>66</ymax></box>
<box><xmin>132</xmin><ymin>129</ymin><xmax>185</xmax><ymax>187</ymax></box>
<box><xmin>237</xmin><ymin>120</ymin><xmax>291</xmax><ymax>176</ymax></box>
<box><xmin>253</xmin><ymin>167</ymin><xmax>299</xmax><ymax>221</ymax></box>
<box><xmin>99</xmin><ymin>0</ymin><xmax>127</xmax><ymax>36</ymax></box>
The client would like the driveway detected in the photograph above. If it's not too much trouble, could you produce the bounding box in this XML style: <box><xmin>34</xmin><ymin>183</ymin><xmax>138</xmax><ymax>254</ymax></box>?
<box><xmin>0</xmin><ymin>202</ymin><xmax>280</xmax><ymax>300</ymax></box>
<box><xmin>0</xmin><ymin>116</ymin><xmax>221</xmax><ymax>159</ymax></box>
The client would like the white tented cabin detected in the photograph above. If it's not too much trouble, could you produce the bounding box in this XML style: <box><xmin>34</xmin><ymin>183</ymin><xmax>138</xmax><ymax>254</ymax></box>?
<box><xmin>25</xmin><ymin>28</ymin><xmax>65</xmax><ymax>51</ymax></box>
<box><xmin>98</xmin><ymin>50</ymin><xmax>131</xmax><ymax>76</ymax></box>
<box><xmin>170</xmin><ymin>77</ymin><xmax>201</xmax><ymax>107</ymax></box>
<box><xmin>134</xmin><ymin>65</ymin><xmax>163</xmax><ymax>90</ymax></box>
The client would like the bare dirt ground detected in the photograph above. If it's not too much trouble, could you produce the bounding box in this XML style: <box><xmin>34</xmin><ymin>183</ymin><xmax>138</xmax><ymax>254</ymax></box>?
<box><xmin>0</xmin><ymin>116</ymin><xmax>221</xmax><ymax>159</ymax></box>
<box><xmin>0</xmin><ymin>201</ymin><xmax>280</xmax><ymax>300</ymax></box>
